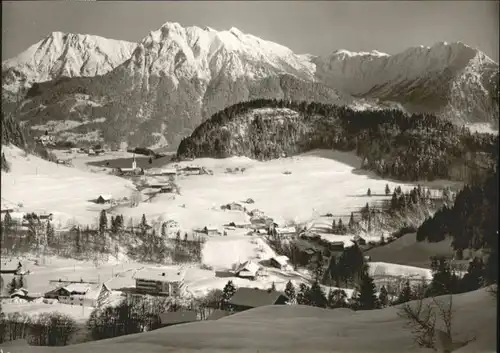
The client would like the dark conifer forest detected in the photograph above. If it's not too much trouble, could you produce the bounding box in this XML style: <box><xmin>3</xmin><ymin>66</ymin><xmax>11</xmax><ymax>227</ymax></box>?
<box><xmin>177</xmin><ymin>99</ymin><xmax>498</xmax><ymax>183</ymax></box>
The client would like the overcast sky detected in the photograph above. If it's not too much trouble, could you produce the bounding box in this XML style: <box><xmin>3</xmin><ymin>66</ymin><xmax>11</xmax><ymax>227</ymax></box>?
<box><xmin>2</xmin><ymin>1</ymin><xmax>499</xmax><ymax>62</ymax></box>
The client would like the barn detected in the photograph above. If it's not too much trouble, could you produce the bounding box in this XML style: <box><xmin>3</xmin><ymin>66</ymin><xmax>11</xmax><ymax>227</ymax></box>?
<box><xmin>228</xmin><ymin>288</ymin><xmax>289</xmax><ymax>312</ymax></box>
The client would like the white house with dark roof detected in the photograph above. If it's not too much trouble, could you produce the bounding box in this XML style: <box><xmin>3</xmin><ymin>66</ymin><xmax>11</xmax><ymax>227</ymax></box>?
<box><xmin>134</xmin><ymin>268</ymin><xmax>186</xmax><ymax>297</ymax></box>
<box><xmin>96</xmin><ymin>194</ymin><xmax>112</xmax><ymax>204</ymax></box>
<box><xmin>234</xmin><ymin>261</ymin><xmax>261</xmax><ymax>279</ymax></box>
<box><xmin>44</xmin><ymin>282</ymin><xmax>111</xmax><ymax>307</ymax></box>
<box><xmin>270</xmin><ymin>255</ymin><xmax>289</xmax><ymax>270</ymax></box>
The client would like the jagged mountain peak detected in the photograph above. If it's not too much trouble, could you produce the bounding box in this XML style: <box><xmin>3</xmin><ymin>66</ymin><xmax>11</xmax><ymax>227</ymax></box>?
<box><xmin>127</xmin><ymin>21</ymin><xmax>316</xmax><ymax>83</ymax></box>
<box><xmin>2</xmin><ymin>31</ymin><xmax>137</xmax><ymax>98</ymax></box>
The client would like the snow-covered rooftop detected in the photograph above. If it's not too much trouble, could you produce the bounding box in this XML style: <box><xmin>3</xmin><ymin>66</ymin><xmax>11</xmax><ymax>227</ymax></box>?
<box><xmin>134</xmin><ymin>267</ymin><xmax>184</xmax><ymax>282</ymax></box>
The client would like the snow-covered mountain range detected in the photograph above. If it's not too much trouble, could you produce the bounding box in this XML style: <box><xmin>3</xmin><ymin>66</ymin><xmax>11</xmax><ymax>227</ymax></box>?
<box><xmin>2</xmin><ymin>22</ymin><xmax>498</xmax><ymax>148</ymax></box>
<box><xmin>2</xmin><ymin>32</ymin><xmax>136</xmax><ymax>100</ymax></box>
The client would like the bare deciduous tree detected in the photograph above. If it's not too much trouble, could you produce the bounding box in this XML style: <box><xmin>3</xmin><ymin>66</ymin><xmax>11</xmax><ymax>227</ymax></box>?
<box><xmin>398</xmin><ymin>294</ymin><xmax>476</xmax><ymax>353</ymax></box>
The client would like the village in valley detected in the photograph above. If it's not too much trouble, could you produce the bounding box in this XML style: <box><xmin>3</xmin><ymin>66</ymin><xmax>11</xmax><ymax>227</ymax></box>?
<box><xmin>1</xmin><ymin>128</ymin><xmax>465</xmax><ymax>341</ymax></box>
<box><xmin>0</xmin><ymin>2</ymin><xmax>498</xmax><ymax>351</ymax></box>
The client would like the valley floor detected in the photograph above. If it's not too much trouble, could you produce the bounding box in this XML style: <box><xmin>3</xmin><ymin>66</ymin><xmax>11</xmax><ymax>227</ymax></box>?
<box><xmin>1</xmin><ymin>147</ymin><xmax>467</xmax><ymax>337</ymax></box>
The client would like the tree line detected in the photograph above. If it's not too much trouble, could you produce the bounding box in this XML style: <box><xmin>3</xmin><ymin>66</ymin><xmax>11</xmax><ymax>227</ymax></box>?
<box><xmin>1</xmin><ymin>211</ymin><xmax>205</xmax><ymax>265</ymax></box>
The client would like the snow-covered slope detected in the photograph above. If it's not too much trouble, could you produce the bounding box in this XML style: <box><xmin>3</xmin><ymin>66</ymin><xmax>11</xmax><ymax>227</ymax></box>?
<box><xmin>313</xmin><ymin>41</ymin><xmax>499</xmax><ymax>125</ymax></box>
<box><xmin>1</xmin><ymin>145</ymin><xmax>135</xmax><ymax>226</ymax></box>
<box><xmin>2</xmin><ymin>32</ymin><xmax>136</xmax><ymax>102</ymax></box>
<box><xmin>8</xmin><ymin>288</ymin><xmax>496</xmax><ymax>353</ymax></box>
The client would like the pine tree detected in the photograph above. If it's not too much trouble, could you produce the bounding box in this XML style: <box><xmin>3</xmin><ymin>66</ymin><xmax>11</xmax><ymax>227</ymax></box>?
<box><xmin>367</xmin><ymin>188</ymin><xmax>371</xmax><ymax>197</ymax></box>
<box><xmin>184</xmin><ymin>232</ymin><xmax>188</xmax><ymax>243</ymax></box>
<box><xmin>460</xmin><ymin>257</ymin><xmax>485</xmax><ymax>292</ymax></box>
<box><xmin>390</xmin><ymin>191</ymin><xmax>398</xmax><ymax>210</ymax></box>
<box><xmin>148</xmin><ymin>157</ymin><xmax>153</xmax><ymax>164</ymax></box>
<box><xmin>354</xmin><ymin>265</ymin><xmax>379</xmax><ymax>310</ymax></box>
<box><xmin>348</xmin><ymin>212</ymin><xmax>355</xmax><ymax>229</ymax></box>
<box><xmin>75</xmin><ymin>226</ymin><xmax>82</xmax><ymax>254</ymax></box>
<box><xmin>296</xmin><ymin>283</ymin><xmax>310</xmax><ymax>305</ymax></box>
<box><xmin>99</xmin><ymin>210</ymin><xmax>108</xmax><ymax>234</ymax></box>
<box><xmin>396</xmin><ymin>280</ymin><xmax>413</xmax><ymax>304</ymax></box>
<box><xmin>110</xmin><ymin>216</ymin><xmax>117</xmax><ymax>234</ymax></box>
<box><xmin>284</xmin><ymin>280</ymin><xmax>296</xmax><ymax>303</ymax></box>
<box><xmin>221</xmin><ymin>280</ymin><xmax>236</xmax><ymax>309</ymax></box>
<box><xmin>327</xmin><ymin>289</ymin><xmax>347</xmax><ymax>308</ymax></box>
<box><xmin>307</xmin><ymin>281</ymin><xmax>327</xmax><ymax>308</ymax></box>
<box><xmin>378</xmin><ymin>285</ymin><xmax>389</xmax><ymax>307</ymax></box>
<box><xmin>338</xmin><ymin>219</ymin><xmax>344</xmax><ymax>233</ymax></box>
<box><xmin>140</xmin><ymin>214</ymin><xmax>148</xmax><ymax>231</ymax></box>
<box><xmin>46</xmin><ymin>221</ymin><xmax>55</xmax><ymax>245</ymax></box>
<box><xmin>7</xmin><ymin>277</ymin><xmax>18</xmax><ymax>295</ymax></box>
<box><xmin>161</xmin><ymin>223</ymin><xmax>167</xmax><ymax>237</ymax></box>
<box><xmin>385</xmin><ymin>184</ymin><xmax>391</xmax><ymax>196</ymax></box>
<box><xmin>270</xmin><ymin>282</ymin><xmax>276</xmax><ymax>291</ymax></box>
<box><xmin>332</xmin><ymin>256</ymin><xmax>342</xmax><ymax>287</ymax></box>
<box><xmin>315</xmin><ymin>252</ymin><xmax>325</xmax><ymax>282</ymax></box>
<box><xmin>3</xmin><ymin>211</ymin><xmax>12</xmax><ymax>233</ymax></box>
<box><xmin>331</xmin><ymin>219</ymin><xmax>336</xmax><ymax>232</ymax></box>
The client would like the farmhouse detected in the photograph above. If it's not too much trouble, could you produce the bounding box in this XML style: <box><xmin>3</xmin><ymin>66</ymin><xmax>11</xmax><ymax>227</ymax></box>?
<box><xmin>159</xmin><ymin>311</ymin><xmax>198</xmax><ymax>327</ymax></box>
<box><xmin>159</xmin><ymin>185</ymin><xmax>174</xmax><ymax>193</ymax></box>
<box><xmin>179</xmin><ymin>165</ymin><xmax>204</xmax><ymax>175</ymax></box>
<box><xmin>10</xmin><ymin>288</ymin><xmax>29</xmax><ymax>299</ymax></box>
<box><xmin>38</xmin><ymin>213</ymin><xmax>53</xmax><ymax>222</ymax></box>
<box><xmin>96</xmin><ymin>194</ymin><xmax>112</xmax><ymax>204</ymax></box>
<box><xmin>234</xmin><ymin>261</ymin><xmax>260</xmax><ymax>280</ymax></box>
<box><xmin>44</xmin><ymin>282</ymin><xmax>111</xmax><ymax>307</ymax></box>
<box><xmin>270</xmin><ymin>255</ymin><xmax>289</xmax><ymax>270</ymax></box>
<box><xmin>226</xmin><ymin>202</ymin><xmax>244</xmax><ymax>211</ymax></box>
<box><xmin>150</xmin><ymin>183</ymin><xmax>174</xmax><ymax>193</ymax></box>
<box><xmin>250</xmin><ymin>216</ymin><xmax>273</xmax><ymax>230</ymax></box>
<box><xmin>134</xmin><ymin>268</ymin><xmax>185</xmax><ymax>296</ymax></box>
<box><xmin>203</xmin><ymin>226</ymin><xmax>220</xmax><ymax>236</ymax></box>
<box><xmin>5</xmin><ymin>212</ymin><xmax>26</xmax><ymax>224</ymax></box>
<box><xmin>146</xmin><ymin>168</ymin><xmax>177</xmax><ymax>177</ymax></box>
<box><xmin>228</xmin><ymin>288</ymin><xmax>289</xmax><ymax>312</ymax></box>
<box><xmin>0</xmin><ymin>260</ymin><xmax>23</xmax><ymax>275</ymax></box>
<box><xmin>354</xmin><ymin>235</ymin><xmax>367</xmax><ymax>246</ymax></box>
<box><xmin>275</xmin><ymin>227</ymin><xmax>296</xmax><ymax>237</ymax></box>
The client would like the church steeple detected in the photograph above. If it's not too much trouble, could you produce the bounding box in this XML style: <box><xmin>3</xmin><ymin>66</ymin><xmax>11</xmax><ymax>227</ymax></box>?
<box><xmin>132</xmin><ymin>154</ymin><xmax>137</xmax><ymax>169</ymax></box>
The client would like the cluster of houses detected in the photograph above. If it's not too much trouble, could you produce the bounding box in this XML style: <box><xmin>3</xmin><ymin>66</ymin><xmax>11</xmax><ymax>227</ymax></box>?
<box><xmin>1</xmin><ymin>260</ymin><xmax>111</xmax><ymax>308</ymax></box>
<box><xmin>35</xmin><ymin>134</ymin><xmax>55</xmax><ymax>147</ymax></box>
<box><xmin>1</xmin><ymin>207</ymin><xmax>54</xmax><ymax>228</ymax></box>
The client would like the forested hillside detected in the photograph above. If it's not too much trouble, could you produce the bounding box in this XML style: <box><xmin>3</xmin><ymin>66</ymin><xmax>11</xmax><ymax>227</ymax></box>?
<box><xmin>417</xmin><ymin>168</ymin><xmax>497</xmax><ymax>255</ymax></box>
<box><xmin>1</xmin><ymin>113</ymin><xmax>56</xmax><ymax>171</ymax></box>
<box><xmin>177</xmin><ymin>99</ymin><xmax>498</xmax><ymax>182</ymax></box>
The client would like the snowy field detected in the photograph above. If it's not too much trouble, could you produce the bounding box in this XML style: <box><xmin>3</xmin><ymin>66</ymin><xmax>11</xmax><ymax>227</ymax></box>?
<box><xmin>114</xmin><ymin>149</ymin><xmax>459</xmax><ymax>233</ymax></box>
<box><xmin>1</xmin><ymin>146</ymin><xmax>135</xmax><ymax>226</ymax></box>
